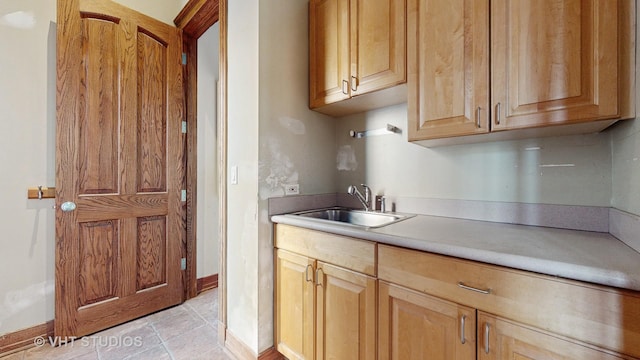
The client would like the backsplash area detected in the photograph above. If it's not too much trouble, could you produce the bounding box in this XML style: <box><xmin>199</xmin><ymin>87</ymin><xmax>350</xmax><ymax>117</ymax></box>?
<box><xmin>335</xmin><ymin>104</ymin><xmax>613</xmax><ymax>208</ymax></box>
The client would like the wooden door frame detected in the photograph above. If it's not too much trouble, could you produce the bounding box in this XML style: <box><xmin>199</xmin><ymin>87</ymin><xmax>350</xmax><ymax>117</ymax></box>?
<box><xmin>173</xmin><ymin>0</ymin><xmax>226</xmax><ymax>342</ymax></box>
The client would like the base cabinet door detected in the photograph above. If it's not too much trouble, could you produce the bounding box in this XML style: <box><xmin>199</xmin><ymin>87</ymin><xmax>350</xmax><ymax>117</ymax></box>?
<box><xmin>275</xmin><ymin>249</ymin><xmax>376</xmax><ymax>360</ymax></box>
<box><xmin>378</xmin><ymin>282</ymin><xmax>476</xmax><ymax>360</ymax></box>
<box><xmin>275</xmin><ymin>249</ymin><xmax>315</xmax><ymax>360</ymax></box>
<box><xmin>316</xmin><ymin>262</ymin><xmax>377</xmax><ymax>360</ymax></box>
<box><xmin>478</xmin><ymin>312</ymin><xmax>628</xmax><ymax>360</ymax></box>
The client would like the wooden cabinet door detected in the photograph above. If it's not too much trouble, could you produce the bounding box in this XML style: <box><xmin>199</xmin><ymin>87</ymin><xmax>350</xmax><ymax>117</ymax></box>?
<box><xmin>350</xmin><ymin>0</ymin><xmax>406</xmax><ymax>96</ymax></box>
<box><xmin>491</xmin><ymin>0</ymin><xmax>619</xmax><ymax>130</ymax></box>
<box><xmin>276</xmin><ymin>250</ymin><xmax>316</xmax><ymax>360</ymax></box>
<box><xmin>478</xmin><ymin>312</ymin><xmax>628</xmax><ymax>360</ymax></box>
<box><xmin>379</xmin><ymin>282</ymin><xmax>476</xmax><ymax>360</ymax></box>
<box><xmin>310</xmin><ymin>0</ymin><xmax>351</xmax><ymax>108</ymax></box>
<box><xmin>316</xmin><ymin>262</ymin><xmax>376</xmax><ymax>360</ymax></box>
<box><xmin>407</xmin><ymin>0</ymin><xmax>490</xmax><ymax>140</ymax></box>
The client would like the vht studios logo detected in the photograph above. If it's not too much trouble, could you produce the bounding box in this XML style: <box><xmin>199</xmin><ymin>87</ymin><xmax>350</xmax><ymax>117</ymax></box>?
<box><xmin>34</xmin><ymin>335</ymin><xmax>143</xmax><ymax>348</ymax></box>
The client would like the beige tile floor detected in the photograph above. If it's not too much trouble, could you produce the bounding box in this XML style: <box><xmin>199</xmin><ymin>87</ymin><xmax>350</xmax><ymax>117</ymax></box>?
<box><xmin>1</xmin><ymin>288</ymin><xmax>234</xmax><ymax>360</ymax></box>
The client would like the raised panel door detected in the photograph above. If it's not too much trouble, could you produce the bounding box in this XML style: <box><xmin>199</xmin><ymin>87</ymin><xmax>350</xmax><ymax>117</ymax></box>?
<box><xmin>491</xmin><ymin>0</ymin><xmax>619</xmax><ymax>130</ymax></box>
<box><xmin>350</xmin><ymin>0</ymin><xmax>406</xmax><ymax>96</ymax></box>
<box><xmin>478</xmin><ymin>312</ymin><xmax>628</xmax><ymax>360</ymax></box>
<box><xmin>379</xmin><ymin>282</ymin><xmax>476</xmax><ymax>360</ymax></box>
<box><xmin>55</xmin><ymin>0</ymin><xmax>184</xmax><ymax>337</ymax></box>
<box><xmin>316</xmin><ymin>262</ymin><xmax>376</xmax><ymax>360</ymax></box>
<box><xmin>309</xmin><ymin>0</ymin><xmax>351</xmax><ymax>108</ymax></box>
<box><xmin>275</xmin><ymin>250</ymin><xmax>316</xmax><ymax>360</ymax></box>
<box><xmin>407</xmin><ymin>0</ymin><xmax>490</xmax><ymax>140</ymax></box>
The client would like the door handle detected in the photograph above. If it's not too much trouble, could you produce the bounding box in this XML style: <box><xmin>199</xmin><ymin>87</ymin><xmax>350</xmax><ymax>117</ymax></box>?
<box><xmin>60</xmin><ymin>201</ymin><xmax>77</xmax><ymax>212</ymax></box>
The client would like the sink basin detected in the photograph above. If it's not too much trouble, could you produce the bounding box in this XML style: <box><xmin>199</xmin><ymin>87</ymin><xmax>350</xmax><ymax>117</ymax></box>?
<box><xmin>290</xmin><ymin>207</ymin><xmax>412</xmax><ymax>228</ymax></box>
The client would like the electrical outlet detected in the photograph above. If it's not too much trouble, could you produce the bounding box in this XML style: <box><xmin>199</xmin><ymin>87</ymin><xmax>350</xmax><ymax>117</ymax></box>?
<box><xmin>284</xmin><ymin>184</ymin><xmax>299</xmax><ymax>195</ymax></box>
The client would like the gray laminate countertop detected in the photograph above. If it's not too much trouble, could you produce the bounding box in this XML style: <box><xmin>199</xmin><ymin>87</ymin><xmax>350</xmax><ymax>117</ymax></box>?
<box><xmin>271</xmin><ymin>212</ymin><xmax>640</xmax><ymax>291</ymax></box>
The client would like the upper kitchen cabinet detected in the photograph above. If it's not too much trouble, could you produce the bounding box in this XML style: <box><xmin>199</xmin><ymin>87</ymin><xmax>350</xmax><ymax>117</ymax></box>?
<box><xmin>309</xmin><ymin>0</ymin><xmax>407</xmax><ymax>116</ymax></box>
<box><xmin>407</xmin><ymin>0</ymin><xmax>490</xmax><ymax>140</ymax></box>
<box><xmin>492</xmin><ymin>0</ymin><xmax>619</xmax><ymax>130</ymax></box>
<box><xmin>409</xmin><ymin>0</ymin><xmax>635</xmax><ymax>145</ymax></box>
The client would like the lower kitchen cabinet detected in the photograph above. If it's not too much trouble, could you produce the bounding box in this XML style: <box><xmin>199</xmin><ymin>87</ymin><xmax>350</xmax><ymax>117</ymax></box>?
<box><xmin>274</xmin><ymin>224</ymin><xmax>640</xmax><ymax>359</ymax></box>
<box><xmin>478</xmin><ymin>312</ymin><xmax>627</xmax><ymax>360</ymax></box>
<box><xmin>378</xmin><ymin>281</ymin><xmax>475</xmax><ymax>360</ymax></box>
<box><xmin>316</xmin><ymin>262</ymin><xmax>376</xmax><ymax>360</ymax></box>
<box><xmin>275</xmin><ymin>249</ymin><xmax>315</xmax><ymax>360</ymax></box>
<box><xmin>274</xmin><ymin>225</ymin><xmax>377</xmax><ymax>360</ymax></box>
<box><xmin>378</xmin><ymin>244</ymin><xmax>639</xmax><ymax>359</ymax></box>
<box><xmin>379</xmin><ymin>280</ymin><xmax>629</xmax><ymax>360</ymax></box>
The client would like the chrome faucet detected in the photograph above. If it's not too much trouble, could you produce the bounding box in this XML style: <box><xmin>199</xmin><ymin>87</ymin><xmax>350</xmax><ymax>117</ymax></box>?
<box><xmin>347</xmin><ymin>184</ymin><xmax>372</xmax><ymax>211</ymax></box>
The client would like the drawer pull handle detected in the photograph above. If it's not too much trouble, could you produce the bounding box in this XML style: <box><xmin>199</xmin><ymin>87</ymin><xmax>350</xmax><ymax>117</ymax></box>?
<box><xmin>476</xmin><ymin>107</ymin><xmax>481</xmax><ymax>128</ymax></box>
<box><xmin>458</xmin><ymin>282</ymin><xmax>491</xmax><ymax>294</ymax></box>
<box><xmin>484</xmin><ymin>323</ymin><xmax>491</xmax><ymax>354</ymax></box>
<box><xmin>460</xmin><ymin>315</ymin><xmax>466</xmax><ymax>344</ymax></box>
<box><xmin>342</xmin><ymin>80</ymin><xmax>349</xmax><ymax>95</ymax></box>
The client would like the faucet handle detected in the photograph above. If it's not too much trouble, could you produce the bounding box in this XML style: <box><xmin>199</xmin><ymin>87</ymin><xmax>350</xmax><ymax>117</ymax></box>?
<box><xmin>361</xmin><ymin>184</ymin><xmax>371</xmax><ymax>201</ymax></box>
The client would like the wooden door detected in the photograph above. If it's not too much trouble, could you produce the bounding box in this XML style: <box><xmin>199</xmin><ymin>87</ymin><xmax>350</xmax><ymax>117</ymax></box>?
<box><xmin>478</xmin><ymin>312</ymin><xmax>627</xmax><ymax>359</ymax></box>
<box><xmin>407</xmin><ymin>0</ymin><xmax>489</xmax><ymax>141</ymax></box>
<box><xmin>309</xmin><ymin>0</ymin><xmax>351</xmax><ymax>108</ymax></box>
<box><xmin>275</xmin><ymin>250</ymin><xmax>316</xmax><ymax>360</ymax></box>
<box><xmin>379</xmin><ymin>282</ymin><xmax>476</xmax><ymax>360</ymax></box>
<box><xmin>55</xmin><ymin>0</ymin><xmax>185</xmax><ymax>337</ymax></box>
<box><xmin>316</xmin><ymin>262</ymin><xmax>376</xmax><ymax>360</ymax></box>
<box><xmin>491</xmin><ymin>0</ymin><xmax>619</xmax><ymax>130</ymax></box>
<box><xmin>350</xmin><ymin>0</ymin><xmax>405</xmax><ymax>96</ymax></box>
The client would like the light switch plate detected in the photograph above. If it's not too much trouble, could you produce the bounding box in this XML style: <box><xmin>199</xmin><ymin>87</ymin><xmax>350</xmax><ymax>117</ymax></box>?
<box><xmin>230</xmin><ymin>165</ymin><xmax>238</xmax><ymax>185</ymax></box>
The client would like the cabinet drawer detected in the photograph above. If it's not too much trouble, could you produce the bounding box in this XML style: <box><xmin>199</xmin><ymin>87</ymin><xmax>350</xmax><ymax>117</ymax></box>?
<box><xmin>275</xmin><ymin>224</ymin><xmax>376</xmax><ymax>276</ymax></box>
<box><xmin>378</xmin><ymin>244</ymin><xmax>640</xmax><ymax>357</ymax></box>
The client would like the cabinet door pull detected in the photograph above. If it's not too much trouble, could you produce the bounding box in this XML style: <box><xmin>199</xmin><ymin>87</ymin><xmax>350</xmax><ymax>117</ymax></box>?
<box><xmin>458</xmin><ymin>282</ymin><xmax>491</xmax><ymax>294</ymax></box>
<box><xmin>305</xmin><ymin>264</ymin><xmax>313</xmax><ymax>283</ymax></box>
<box><xmin>315</xmin><ymin>268</ymin><xmax>324</xmax><ymax>287</ymax></box>
<box><xmin>351</xmin><ymin>76</ymin><xmax>358</xmax><ymax>91</ymax></box>
<box><xmin>476</xmin><ymin>107</ymin><xmax>481</xmax><ymax>128</ymax></box>
<box><xmin>484</xmin><ymin>323</ymin><xmax>491</xmax><ymax>354</ymax></box>
<box><xmin>342</xmin><ymin>80</ymin><xmax>349</xmax><ymax>95</ymax></box>
<box><xmin>495</xmin><ymin>102</ymin><xmax>501</xmax><ymax>125</ymax></box>
<box><xmin>460</xmin><ymin>315</ymin><xmax>467</xmax><ymax>344</ymax></box>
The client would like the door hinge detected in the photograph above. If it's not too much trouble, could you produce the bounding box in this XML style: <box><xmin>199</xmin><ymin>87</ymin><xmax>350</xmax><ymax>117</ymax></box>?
<box><xmin>181</xmin><ymin>258</ymin><xmax>186</xmax><ymax>270</ymax></box>
<box><xmin>181</xmin><ymin>53</ymin><xmax>187</xmax><ymax>65</ymax></box>
<box><xmin>181</xmin><ymin>121</ymin><xmax>187</xmax><ymax>134</ymax></box>
<box><xmin>181</xmin><ymin>189</ymin><xmax>187</xmax><ymax>202</ymax></box>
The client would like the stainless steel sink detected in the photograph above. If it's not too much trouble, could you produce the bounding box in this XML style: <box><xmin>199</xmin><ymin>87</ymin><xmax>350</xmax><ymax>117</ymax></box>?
<box><xmin>290</xmin><ymin>207</ymin><xmax>413</xmax><ymax>228</ymax></box>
